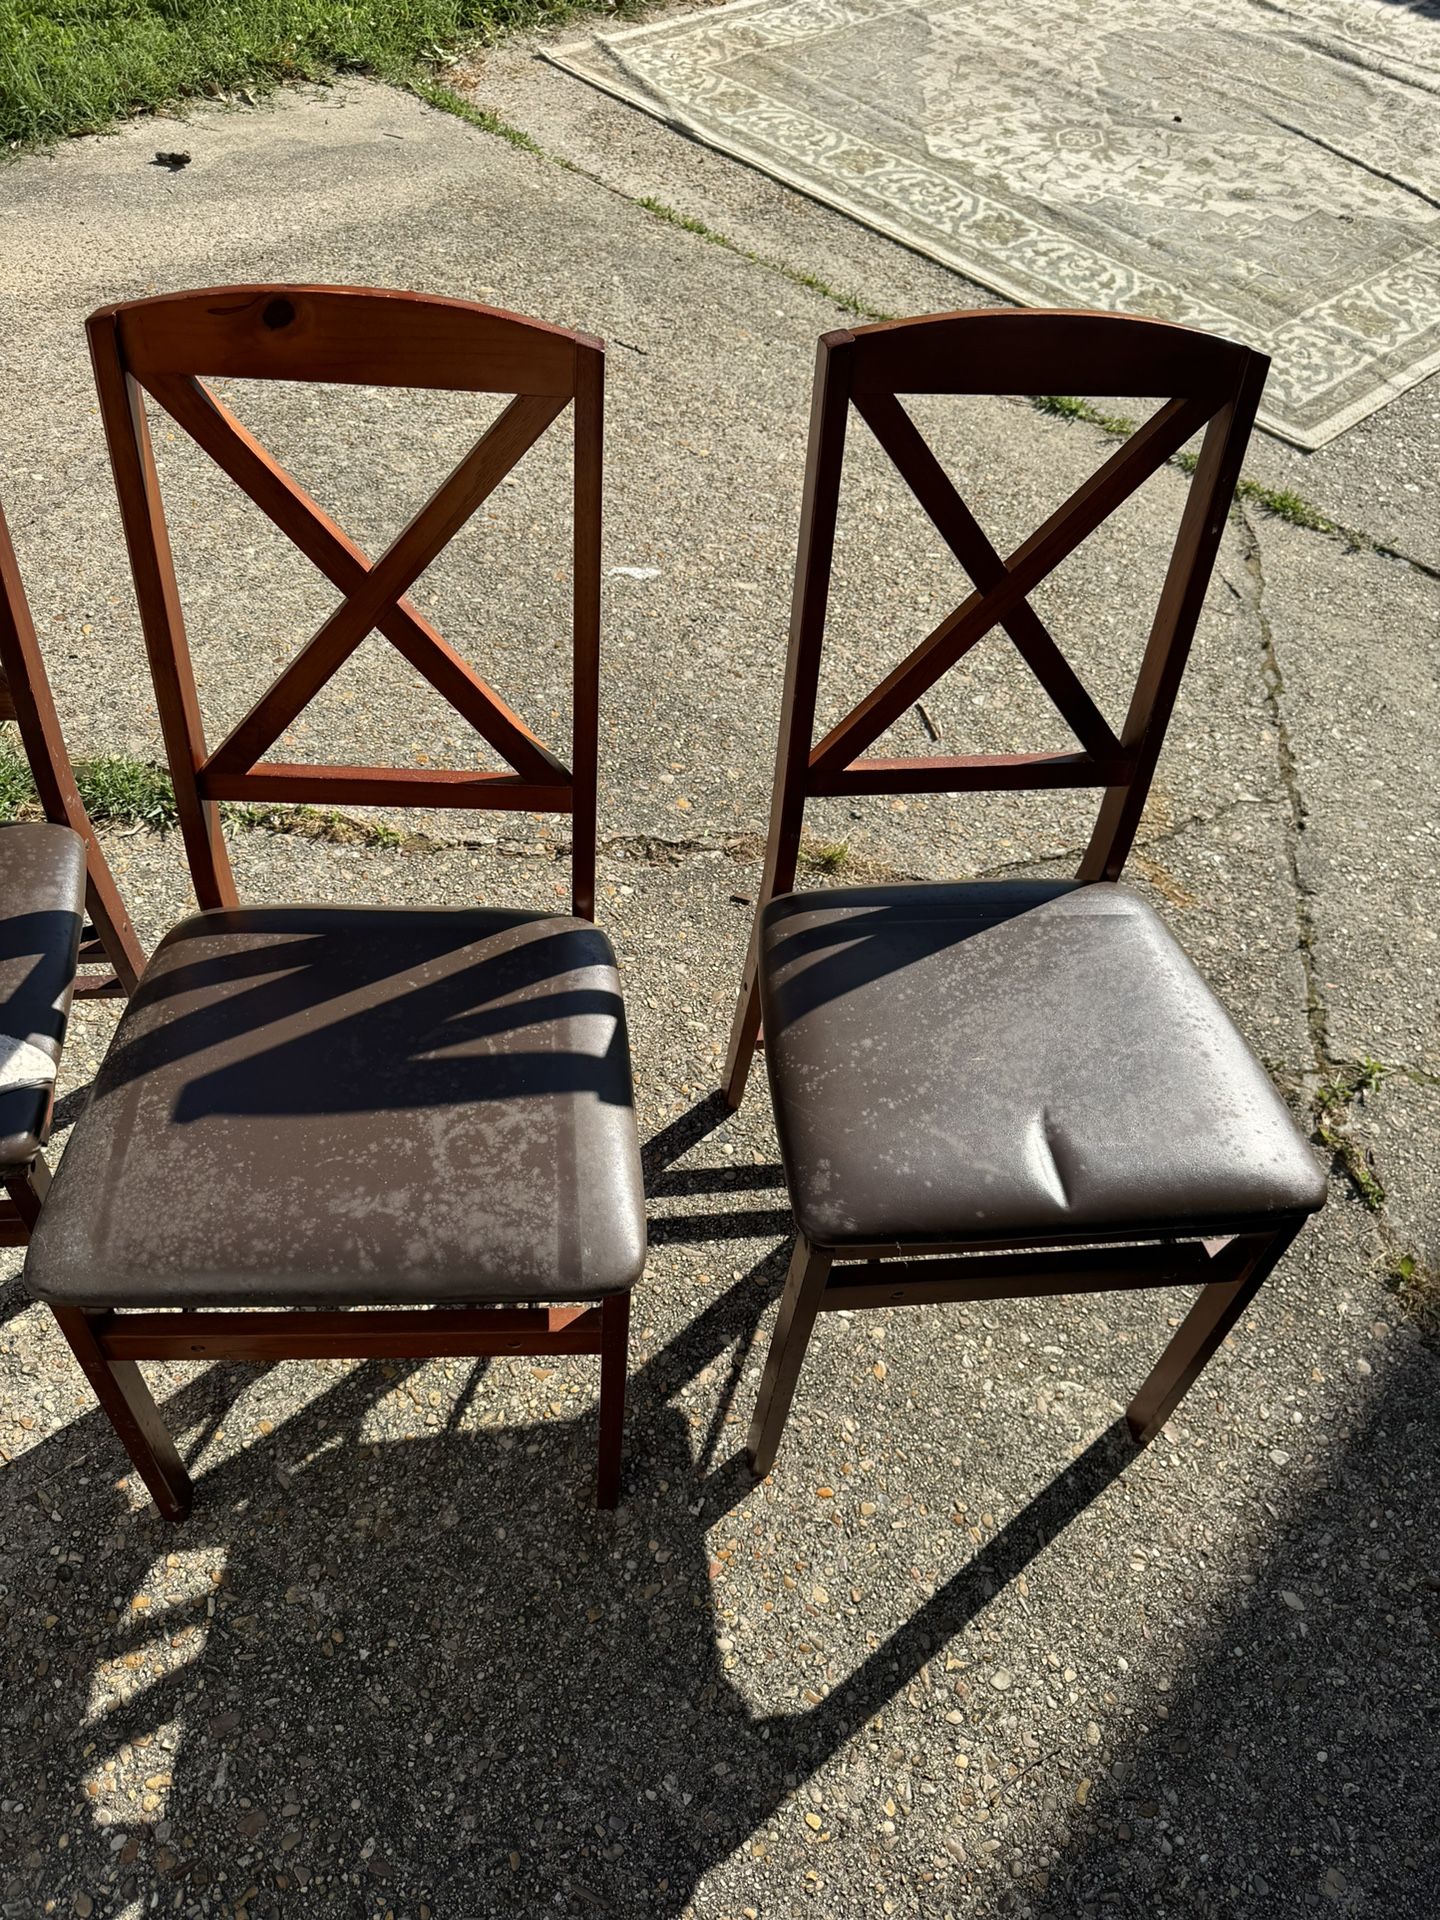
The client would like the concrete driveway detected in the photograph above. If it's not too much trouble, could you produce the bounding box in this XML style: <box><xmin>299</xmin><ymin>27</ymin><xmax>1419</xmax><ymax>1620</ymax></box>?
<box><xmin>0</xmin><ymin>56</ymin><xmax>1435</xmax><ymax>1920</ymax></box>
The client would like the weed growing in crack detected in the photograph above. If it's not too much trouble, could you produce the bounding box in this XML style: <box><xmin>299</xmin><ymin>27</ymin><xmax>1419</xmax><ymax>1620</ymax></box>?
<box><xmin>638</xmin><ymin>197</ymin><xmax>727</xmax><ymax>242</ymax></box>
<box><xmin>1314</xmin><ymin>1058</ymin><xmax>1388</xmax><ymax>1212</ymax></box>
<box><xmin>1234</xmin><ymin>480</ymin><xmax>1337</xmax><ymax>536</ymax></box>
<box><xmin>407</xmin><ymin>84</ymin><xmax>545</xmax><ymax>154</ymax></box>
<box><xmin>636</xmin><ymin>199</ymin><xmax>883</xmax><ymax>319</ymax></box>
<box><xmin>1386</xmin><ymin>1250</ymin><xmax>1440</xmax><ymax>1333</ymax></box>
<box><xmin>803</xmin><ymin>842</ymin><xmax>850</xmax><ymax>875</ymax></box>
<box><xmin>1033</xmin><ymin>394</ymin><xmax>1137</xmax><ymax>437</ymax></box>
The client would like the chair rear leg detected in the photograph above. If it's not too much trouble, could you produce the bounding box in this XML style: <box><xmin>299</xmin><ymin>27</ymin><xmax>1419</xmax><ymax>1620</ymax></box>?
<box><xmin>747</xmin><ymin>1236</ymin><xmax>833</xmax><ymax>1476</ymax></box>
<box><xmin>722</xmin><ymin>933</ymin><xmax>764</xmax><ymax>1111</ymax></box>
<box><xmin>50</xmin><ymin>1305</ymin><xmax>193</xmax><ymax>1521</ymax></box>
<box><xmin>5</xmin><ymin>1157</ymin><xmax>50</xmax><ymax>1228</ymax></box>
<box><xmin>82</xmin><ymin>860</ymin><xmax>145</xmax><ymax>995</ymax></box>
<box><xmin>596</xmin><ymin>1291</ymin><xmax>630</xmax><ymax>1509</ymax></box>
<box><xmin>1126</xmin><ymin>1223</ymin><xmax>1303</xmax><ymax>1445</ymax></box>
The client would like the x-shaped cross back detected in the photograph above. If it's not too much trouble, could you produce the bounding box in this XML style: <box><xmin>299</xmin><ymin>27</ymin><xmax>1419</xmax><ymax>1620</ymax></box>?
<box><xmin>141</xmin><ymin>373</ymin><xmax>572</xmax><ymax>791</ymax></box>
<box><xmin>807</xmin><ymin>389</ymin><xmax>1217</xmax><ymax>784</ymax></box>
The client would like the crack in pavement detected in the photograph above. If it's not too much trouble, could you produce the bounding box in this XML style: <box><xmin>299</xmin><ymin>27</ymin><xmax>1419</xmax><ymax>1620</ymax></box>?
<box><xmin>1233</xmin><ymin>508</ymin><xmax>1429</xmax><ymax>1295</ymax></box>
<box><xmin>1234</xmin><ymin>504</ymin><xmax>1333</xmax><ymax>1075</ymax></box>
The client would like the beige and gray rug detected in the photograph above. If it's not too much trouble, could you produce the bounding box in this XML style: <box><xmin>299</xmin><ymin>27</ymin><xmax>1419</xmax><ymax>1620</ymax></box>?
<box><xmin>551</xmin><ymin>0</ymin><xmax>1440</xmax><ymax>447</ymax></box>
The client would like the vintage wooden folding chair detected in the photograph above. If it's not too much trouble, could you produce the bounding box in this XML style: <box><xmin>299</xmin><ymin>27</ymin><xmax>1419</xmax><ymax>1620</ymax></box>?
<box><xmin>22</xmin><ymin>285</ymin><xmax>644</xmax><ymax>1514</ymax></box>
<box><xmin>723</xmin><ymin>309</ymin><xmax>1327</xmax><ymax>1475</ymax></box>
<box><xmin>0</xmin><ymin>495</ymin><xmax>146</xmax><ymax>1012</ymax></box>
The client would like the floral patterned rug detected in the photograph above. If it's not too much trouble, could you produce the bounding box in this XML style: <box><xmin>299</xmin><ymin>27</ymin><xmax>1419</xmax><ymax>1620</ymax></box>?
<box><xmin>551</xmin><ymin>0</ymin><xmax>1440</xmax><ymax>447</ymax></box>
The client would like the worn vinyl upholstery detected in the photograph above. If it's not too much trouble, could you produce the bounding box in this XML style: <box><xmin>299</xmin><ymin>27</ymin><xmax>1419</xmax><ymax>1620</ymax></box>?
<box><xmin>0</xmin><ymin>823</ymin><xmax>85</xmax><ymax>1174</ymax></box>
<box><xmin>25</xmin><ymin>904</ymin><xmax>646</xmax><ymax>1306</ymax></box>
<box><xmin>758</xmin><ymin>880</ymin><xmax>1327</xmax><ymax>1248</ymax></box>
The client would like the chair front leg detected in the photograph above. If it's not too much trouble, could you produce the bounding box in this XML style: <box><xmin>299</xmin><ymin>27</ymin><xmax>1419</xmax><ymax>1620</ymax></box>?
<box><xmin>50</xmin><ymin>1305</ymin><xmax>193</xmax><ymax>1521</ymax></box>
<box><xmin>747</xmin><ymin>1235</ymin><xmax>833</xmax><ymax>1476</ymax></box>
<box><xmin>1126</xmin><ymin>1221</ymin><xmax>1304</xmax><ymax>1445</ymax></box>
<box><xmin>596</xmin><ymin>1291</ymin><xmax>631</xmax><ymax>1509</ymax></box>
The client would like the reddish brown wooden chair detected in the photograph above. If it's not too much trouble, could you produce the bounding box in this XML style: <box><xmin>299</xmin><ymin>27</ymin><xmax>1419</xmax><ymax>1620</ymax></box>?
<box><xmin>723</xmin><ymin>309</ymin><xmax>1326</xmax><ymax>1476</ymax></box>
<box><xmin>0</xmin><ymin>495</ymin><xmax>145</xmax><ymax>1009</ymax></box>
<box><xmin>22</xmin><ymin>285</ymin><xmax>643</xmax><ymax>1515</ymax></box>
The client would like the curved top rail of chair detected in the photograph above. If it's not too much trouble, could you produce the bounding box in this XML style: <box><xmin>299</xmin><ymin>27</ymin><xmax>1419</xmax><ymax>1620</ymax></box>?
<box><xmin>835</xmin><ymin>306</ymin><xmax>1264</xmax><ymax>400</ymax></box>
<box><xmin>89</xmin><ymin>285</ymin><xmax>604</xmax><ymax>398</ymax></box>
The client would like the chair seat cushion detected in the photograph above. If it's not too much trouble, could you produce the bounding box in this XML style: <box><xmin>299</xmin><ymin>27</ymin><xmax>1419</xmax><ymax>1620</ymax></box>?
<box><xmin>758</xmin><ymin>880</ymin><xmax>1327</xmax><ymax>1248</ymax></box>
<box><xmin>0</xmin><ymin>822</ymin><xmax>85</xmax><ymax>1175</ymax></box>
<box><xmin>25</xmin><ymin>904</ymin><xmax>646</xmax><ymax>1307</ymax></box>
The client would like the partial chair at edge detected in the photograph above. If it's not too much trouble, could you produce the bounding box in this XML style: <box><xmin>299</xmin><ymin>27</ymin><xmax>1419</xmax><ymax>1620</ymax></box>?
<box><xmin>0</xmin><ymin>489</ymin><xmax>147</xmax><ymax>1250</ymax></box>
<box><xmin>0</xmin><ymin>492</ymin><xmax>146</xmax><ymax>1010</ymax></box>
<box><xmin>20</xmin><ymin>284</ymin><xmax>645</xmax><ymax>1514</ymax></box>
<box><xmin>722</xmin><ymin>307</ymin><xmax>1328</xmax><ymax>1476</ymax></box>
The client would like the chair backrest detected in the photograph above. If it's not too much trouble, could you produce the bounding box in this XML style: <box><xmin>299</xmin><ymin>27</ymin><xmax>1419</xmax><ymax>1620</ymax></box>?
<box><xmin>0</xmin><ymin>494</ymin><xmax>145</xmax><ymax>995</ymax></box>
<box><xmin>87</xmin><ymin>285</ymin><xmax>605</xmax><ymax>916</ymax></box>
<box><xmin>764</xmin><ymin>308</ymin><xmax>1268</xmax><ymax>885</ymax></box>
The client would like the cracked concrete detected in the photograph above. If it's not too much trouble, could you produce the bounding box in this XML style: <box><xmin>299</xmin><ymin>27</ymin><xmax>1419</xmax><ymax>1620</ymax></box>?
<box><xmin>1233</xmin><ymin>506</ymin><xmax>1333</xmax><ymax>1072</ymax></box>
<box><xmin>0</xmin><ymin>58</ymin><xmax>1436</xmax><ymax>1920</ymax></box>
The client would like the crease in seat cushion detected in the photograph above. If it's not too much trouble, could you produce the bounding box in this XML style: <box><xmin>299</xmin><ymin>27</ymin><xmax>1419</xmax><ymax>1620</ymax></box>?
<box><xmin>758</xmin><ymin>880</ymin><xmax>1328</xmax><ymax>1247</ymax></box>
<box><xmin>24</xmin><ymin>904</ymin><xmax>646</xmax><ymax>1307</ymax></box>
<box><xmin>0</xmin><ymin>823</ymin><xmax>86</xmax><ymax>1174</ymax></box>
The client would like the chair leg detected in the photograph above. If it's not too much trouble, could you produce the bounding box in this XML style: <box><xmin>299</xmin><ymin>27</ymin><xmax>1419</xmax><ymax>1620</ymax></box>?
<box><xmin>747</xmin><ymin>1236</ymin><xmax>833</xmax><ymax>1477</ymax></box>
<box><xmin>596</xmin><ymin>1291</ymin><xmax>630</xmax><ymax>1509</ymax></box>
<box><xmin>5</xmin><ymin>1154</ymin><xmax>51</xmax><ymax>1230</ymax></box>
<box><xmin>49</xmin><ymin>1305</ymin><xmax>193</xmax><ymax>1521</ymax></box>
<box><xmin>1126</xmin><ymin>1223</ymin><xmax>1303</xmax><ymax>1446</ymax></box>
<box><xmin>722</xmin><ymin>934</ymin><xmax>764</xmax><ymax>1111</ymax></box>
<box><xmin>82</xmin><ymin>858</ymin><xmax>145</xmax><ymax>995</ymax></box>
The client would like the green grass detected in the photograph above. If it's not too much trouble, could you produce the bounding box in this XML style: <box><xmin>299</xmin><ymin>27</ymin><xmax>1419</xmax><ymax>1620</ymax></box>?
<box><xmin>0</xmin><ymin>730</ymin><xmax>424</xmax><ymax>846</ymax></box>
<box><xmin>0</xmin><ymin>737</ymin><xmax>181</xmax><ymax>831</ymax></box>
<box><xmin>0</xmin><ymin>735</ymin><xmax>35</xmax><ymax>819</ymax></box>
<box><xmin>75</xmin><ymin>752</ymin><xmax>179</xmax><ymax>830</ymax></box>
<box><xmin>0</xmin><ymin>0</ymin><xmax>591</xmax><ymax>148</ymax></box>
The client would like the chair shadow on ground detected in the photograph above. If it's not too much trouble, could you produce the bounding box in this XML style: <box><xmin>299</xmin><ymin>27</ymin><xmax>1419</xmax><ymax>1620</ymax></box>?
<box><xmin>3</xmin><ymin>1096</ymin><xmax>1436</xmax><ymax>1915</ymax></box>
<box><xmin>1</xmin><ymin>1180</ymin><xmax>1133</xmax><ymax>1920</ymax></box>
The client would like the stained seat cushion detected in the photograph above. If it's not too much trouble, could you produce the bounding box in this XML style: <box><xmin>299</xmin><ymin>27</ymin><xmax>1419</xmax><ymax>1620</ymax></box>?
<box><xmin>25</xmin><ymin>904</ymin><xmax>646</xmax><ymax>1307</ymax></box>
<box><xmin>759</xmin><ymin>880</ymin><xmax>1326</xmax><ymax>1248</ymax></box>
<box><xmin>0</xmin><ymin>822</ymin><xmax>85</xmax><ymax>1174</ymax></box>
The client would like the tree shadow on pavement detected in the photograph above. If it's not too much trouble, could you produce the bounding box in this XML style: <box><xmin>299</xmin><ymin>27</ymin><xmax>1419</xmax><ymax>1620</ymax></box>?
<box><xmin>1037</xmin><ymin>1328</ymin><xmax>1440</xmax><ymax>1917</ymax></box>
<box><xmin>1</xmin><ymin>1254</ymin><xmax>1133</xmax><ymax>1920</ymax></box>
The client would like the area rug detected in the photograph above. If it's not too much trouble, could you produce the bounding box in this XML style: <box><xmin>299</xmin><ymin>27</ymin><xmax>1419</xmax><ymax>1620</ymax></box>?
<box><xmin>550</xmin><ymin>0</ymin><xmax>1440</xmax><ymax>447</ymax></box>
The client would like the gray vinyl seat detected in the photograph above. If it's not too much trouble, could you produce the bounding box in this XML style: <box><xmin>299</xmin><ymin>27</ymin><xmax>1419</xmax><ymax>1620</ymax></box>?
<box><xmin>25</xmin><ymin>904</ymin><xmax>646</xmax><ymax>1308</ymax></box>
<box><xmin>758</xmin><ymin>879</ymin><xmax>1327</xmax><ymax>1249</ymax></box>
<box><xmin>0</xmin><ymin>823</ymin><xmax>85</xmax><ymax>1175</ymax></box>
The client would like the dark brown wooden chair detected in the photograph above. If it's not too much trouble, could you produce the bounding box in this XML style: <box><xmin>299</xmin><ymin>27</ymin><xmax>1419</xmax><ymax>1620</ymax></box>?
<box><xmin>21</xmin><ymin>285</ymin><xmax>644</xmax><ymax>1515</ymax></box>
<box><xmin>722</xmin><ymin>309</ymin><xmax>1327</xmax><ymax>1476</ymax></box>
<box><xmin>0</xmin><ymin>495</ymin><xmax>146</xmax><ymax>1009</ymax></box>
